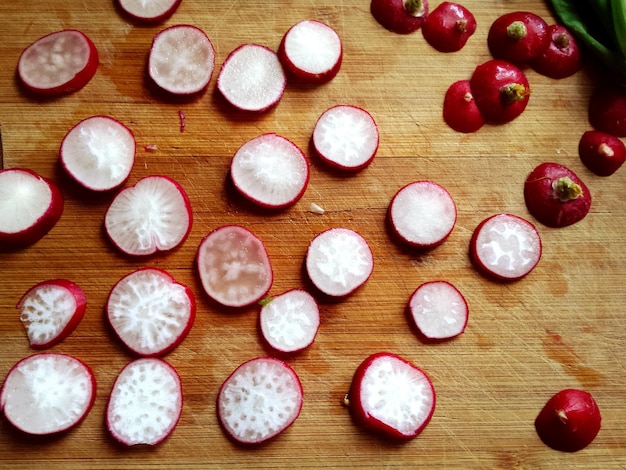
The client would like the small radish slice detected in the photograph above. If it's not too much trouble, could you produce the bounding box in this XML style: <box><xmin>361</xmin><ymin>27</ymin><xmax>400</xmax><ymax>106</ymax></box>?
<box><xmin>578</xmin><ymin>130</ymin><xmax>626</xmax><ymax>176</ymax></box>
<box><xmin>196</xmin><ymin>225</ymin><xmax>273</xmax><ymax>308</ymax></box>
<box><xmin>148</xmin><ymin>25</ymin><xmax>215</xmax><ymax>96</ymax></box>
<box><xmin>104</xmin><ymin>175</ymin><xmax>192</xmax><ymax>257</ymax></box>
<box><xmin>107</xmin><ymin>268</ymin><xmax>195</xmax><ymax>357</ymax></box>
<box><xmin>312</xmin><ymin>105</ymin><xmax>379</xmax><ymax>172</ymax></box>
<box><xmin>259</xmin><ymin>289</ymin><xmax>320</xmax><ymax>353</ymax></box>
<box><xmin>230</xmin><ymin>133</ymin><xmax>309</xmax><ymax>209</ymax></box>
<box><xmin>470</xmin><ymin>213</ymin><xmax>542</xmax><ymax>281</ymax></box>
<box><xmin>422</xmin><ymin>2</ymin><xmax>477</xmax><ymax>53</ymax></box>
<box><xmin>0</xmin><ymin>353</ymin><xmax>96</xmax><ymax>435</ymax></box>
<box><xmin>408</xmin><ymin>281</ymin><xmax>468</xmax><ymax>340</ymax></box>
<box><xmin>60</xmin><ymin>116</ymin><xmax>135</xmax><ymax>192</ymax></box>
<box><xmin>278</xmin><ymin>19</ymin><xmax>343</xmax><ymax>84</ymax></box>
<box><xmin>388</xmin><ymin>181</ymin><xmax>457</xmax><ymax>249</ymax></box>
<box><xmin>305</xmin><ymin>227</ymin><xmax>373</xmax><ymax>297</ymax></box>
<box><xmin>217</xmin><ymin>44</ymin><xmax>286</xmax><ymax>112</ymax></box>
<box><xmin>217</xmin><ymin>357</ymin><xmax>303</xmax><ymax>445</ymax></box>
<box><xmin>17</xmin><ymin>30</ymin><xmax>98</xmax><ymax>97</ymax></box>
<box><xmin>117</xmin><ymin>0</ymin><xmax>182</xmax><ymax>23</ymax></box>
<box><xmin>370</xmin><ymin>0</ymin><xmax>429</xmax><ymax>34</ymax></box>
<box><xmin>18</xmin><ymin>279</ymin><xmax>86</xmax><ymax>349</ymax></box>
<box><xmin>0</xmin><ymin>168</ymin><xmax>64</xmax><ymax>248</ymax></box>
<box><xmin>443</xmin><ymin>80</ymin><xmax>485</xmax><ymax>133</ymax></box>
<box><xmin>107</xmin><ymin>358</ymin><xmax>182</xmax><ymax>446</ymax></box>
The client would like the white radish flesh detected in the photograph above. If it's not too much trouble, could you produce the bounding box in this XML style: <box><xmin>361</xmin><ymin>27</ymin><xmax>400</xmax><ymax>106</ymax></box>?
<box><xmin>408</xmin><ymin>281</ymin><xmax>468</xmax><ymax>339</ymax></box>
<box><xmin>117</xmin><ymin>0</ymin><xmax>182</xmax><ymax>22</ymax></box>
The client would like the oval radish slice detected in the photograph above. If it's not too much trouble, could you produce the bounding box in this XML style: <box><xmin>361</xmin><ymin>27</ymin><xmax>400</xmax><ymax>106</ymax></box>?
<box><xmin>0</xmin><ymin>353</ymin><xmax>96</xmax><ymax>435</ymax></box>
<box><xmin>17</xmin><ymin>30</ymin><xmax>98</xmax><ymax>96</ymax></box>
<box><xmin>196</xmin><ymin>225</ymin><xmax>273</xmax><ymax>308</ymax></box>
<box><xmin>408</xmin><ymin>281</ymin><xmax>468</xmax><ymax>340</ymax></box>
<box><xmin>470</xmin><ymin>213</ymin><xmax>542</xmax><ymax>281</ymax></box>
<box><xmin>117</xmin><ymin>0</ymin><xmax>182</xmax><ymax>23</ymax></box>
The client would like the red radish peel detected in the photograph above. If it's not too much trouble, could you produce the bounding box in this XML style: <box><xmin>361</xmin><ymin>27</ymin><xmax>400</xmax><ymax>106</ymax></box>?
<box><xmin>487</xmin><ymin>11</ymin><xmax>549</xmax><ymax>66</ymax></box>
<box><xmin>422</xmin><ymin>2</ymin><xmax>477</xmax><ymax>53</ymax></box>
<box><xmin>530</xmin><ymin>24</ymin><xmax>582</xmax><ymax>79</ymax></box>
<box><xmin>578</xmin><ymin>130</ymin><xmax>626</xmax><ymax>176</ymax></box>
<box><xmin>443</xmin><ymin>80</ymin><xmax>485</xmax><ymax>133</ymax></box>
<box><xmin>588</xmin><ymin>85</ymin><xmax>626</xmax><ymax>137</ymax></box>
<box><xmin>408</xmin><ymin>281</ymin><xmax>468</xmax><ymax>340</ymax></box>
<box><xmin>370</xmin><ymin>0</ymin><xmax>429</xmax><ymax>34</ymax></box>
<box><xmin>117</xmin><ymin>0</ymin><xmax>182</xmax><ymax>23</ymax></box>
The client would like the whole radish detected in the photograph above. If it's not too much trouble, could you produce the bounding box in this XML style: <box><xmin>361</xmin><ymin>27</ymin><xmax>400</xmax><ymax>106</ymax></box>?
<box><xmin>422</xmin><ymin>2</ymin><xmax>477</xmax><ymax>53</ymax></box>
<box><xmin>370</xmin><ymin>0</ymin><xmax>429</xmax><ymax>34</ymax></box>
<box><xmin>487</xmin><ymin>11</ymin><xmax>549</xmax><ymax>66</ymax></box>
<box><xmin>530</xmin><ymin>24</ymin><xmax>582</xmax><ymax>79</ymax></box>
<box><xmin>443</xmin><ymin>79</ymin><xmax>485</xmax><ymax>133</ymax></box>
<box><xmin>578</xmin><ymin>130</ymin><xmax>626</xmax><ymax>176</ymax></box>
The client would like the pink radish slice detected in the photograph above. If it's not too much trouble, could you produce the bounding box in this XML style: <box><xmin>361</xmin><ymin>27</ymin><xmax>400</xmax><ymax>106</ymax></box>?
<box><xmin>104</xmin><ymin>175</ymin><xmax>192</xmax><ymax>257</ymax></box>
<box><xmin>470</xmin><ymin>213</ymin><xmax>542</xmax><ymax>281</ymax></box>
<box><xmin>60</xmin><ymin>116</ymin><xmax>135</xmax><ymax>192</ymax></box>
<box><xmin>107</xmin><ymin>358</ymin><xmax>182</xmax><ymax>446</ymax></box>
<box><xmin>117</xmin><ymin>0</ymin><xmax>182</xmax><ymax>23</ymax></box>
<box><xmin>217</xmin><ymin>44</ymin><xmax>286</xmax><ymax>112</ymax></box>
<box><xmin>196</xmin><ymin>225</ymin><xmax>273</xmax><ymax>308</ymax></box>
<box><xmin>107</xmin><ymin>268</ymin><xmax>195</xmax><ymax>357</ymax></box>
<box><xmin>0</xmin><ymin>353</ymin><xmax>96</xmax><ymax>435</ymax></box>
<box><xmin>408</xmin><ymin>281</ymin><xmax>468</xmax><ymax>340</ymax></box>
<box><xmin>312</xmin><ymin>105</ymin><xmax>379</xmax><ymax>172</ymax></box>
<box><xmin>0</xmin><ymin>168</ymin><xmax>64</xmax><ymax>247</ymax></box>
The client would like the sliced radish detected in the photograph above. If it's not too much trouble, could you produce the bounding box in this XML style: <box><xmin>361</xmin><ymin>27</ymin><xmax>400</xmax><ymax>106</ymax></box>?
<box><xmin>217</xmin><ymin>357</ymin><xmax>303</xmax><ymax>445</ymax></box>
<box><xmin>217</xmin><ymin>44</ymin><xmax>286</xmax><ymax>112</ymax></box>
<box><xmin>230</xmin><ymin>133</ymin><xmax>309</xmax><ymax>209</ymax></box>
<box><xmin>60</xmin><ymin>116</ymin><xmax>135</xmax><ymax>192</ymax></box>
<box><xmin>107</xmin><ymin>268</ymin><xmax>195</xmax><ymax>357</ymax></box>
<box><xmin>107</xmin><ymin>358</ymin><xmax>182</xmax><ymax>446</ymax></box>
<box><xmin>0</xmin><ymin>353</ymin><xmax>95</xmax><ymax>435</ymax></box>
<box><xmin>17</xmin><ymin>29</ymin><xmax>98</xmax><ymax>97</ymax></box>
<box><xmin>117</xmin><ymin>0</ymin><xmax>182</xmax><ymax>23</ymax></box>
<box><xmin>0</xmin><ymin>168</ymin><xmax>64</xmax><ymax>247</ymax></box>
<box><xmin>312</xmin><ymin>105</ymin><xmax>379</xmax><ymax>172</ymax></box>
<box><xmin>196</xmin><ymin>225</ymin><xmax>273</xmax><ymax>308</ymax></box>
<box><xmin>408</xmin><ymin>281</ymin><xmax>468</xmax><ymax>340</ymax></box>
<box><xmin>470</xmin><ymin>213</ymin><xmax>542</xmax><ymax>281</ymax></box>
<box><xmin>443</xmin><ymin>79</ymin><xmax>485</xmax><ymax>133</ymax></box>
<box><xmin>104</xmin><ymin>175</ymin><xmax>192</xmax><ymax>257</ymax></box>
<box><xmin>370</xmin><ymin>0</ymin><xmax>429</xmax><ymax>34</ymax></box>
<box><xmin>305</xmin><ymin>227</ymin><xmax>374</xmax><ymax>297</ymax></box>
<box><xmin>578</xmin><ymin>130</ymin><xmax>626</xmax><ymax>176</ymax></box>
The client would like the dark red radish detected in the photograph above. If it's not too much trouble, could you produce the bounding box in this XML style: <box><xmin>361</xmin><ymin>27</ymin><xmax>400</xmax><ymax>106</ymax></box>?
<box><xmin>487</xmin><ymin>11</ymin><xmax>549</xmax><ymax>65</ymax></box>
<box><xmin>408</xmin><ymin>280</ymin><xmax>468</xmax><ymax>340</ymax></box>
<box><xmin>117</xmin><ymin>0</ymin><xmax>182</xmax><ymax>23</ymax></box>
<box><xmin>370</xmin><ymin>0</ymin><xmax>429</xmax><ymax>34</ymax></box>
<box><xmin>17</xmin><ymin>279</ymin><xmax>86</xmax><ymax>349</ymax></box>
<box><xmin>530</xmin><ymin>24</ymin><xmax>582</xmax><ymax>79</ymax></box>
<box><xmin>588</xmin><ymin>85</ymin><xmax>626</xmax><ymax>137</ymax></box>
<box><xmin>535</xmin><ymin>389</ymin><xmax>601</xmax><ymax>452</ymax></box>
<box><xmin>443</xmin><ymin>80</ymin><xmax>485</xmax><ymax>133</ymax></box>
<box><xmin>470</xmin><ymin>213</ymin><xmax>542</xmax><ymax>281</ymax></box>
<box><xmin>578</xmin><ymin>130</ymin><xmax>626</xmax><ymax>176</ymax></box>
<box><xmin>107</xmin><ymin>358</ymin><xmax>182</xmax><ymax>446</ymax></box>
<box><xmin>196</xmin><ymin>225</ymin><xmax>273</xmax><ymax>308</ymax></box>
<box><xmin>0</xmin><ymin>353</ymin><xmax>95</xmax><ymax>435</ymax></box>
<box><xmin>524</xmin><ymin>162</ymin><xmax>591</xmax><ymax>228</ymax></box>
<box><xmin>17</xmin><ymin>30</ymin><xmax>98</xmax><ymax>97</ymax></box>
<box><xmin>312</xmin><ymin>105</ymin><xmax>379</xmax><ymax>172</ymax></box>
<box><xmin>421</xmin><ymin>2</ymin><xmax>476</xmax><ymax>53</ymax></box>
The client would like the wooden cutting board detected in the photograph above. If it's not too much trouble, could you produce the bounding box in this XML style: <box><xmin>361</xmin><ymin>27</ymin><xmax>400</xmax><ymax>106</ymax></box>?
<box><xmin>1</xmin><ymin>1</ymin><xmax>624</xmax><ymax>468</ymax></box>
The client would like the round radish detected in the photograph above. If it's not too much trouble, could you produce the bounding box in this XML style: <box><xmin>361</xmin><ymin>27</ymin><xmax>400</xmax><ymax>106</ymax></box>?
<box><xmin>104</xmin><ymin>175</ymin><xmax>192</xmax><ymax>257</ymax></box>
<box><xmin>196</xmin><ymin>225</ymin><xmax>273</xmax><ymax>308</ymax></box>
<box><xmin>443</xmin><ymin>80</ymin><xmax>485</xmax><ymax>133</ymax></box>
<box><xmin>230</xmin><ymin>133</ymin><xmax>309</xmax><ymax>209</ymax></box>
<box><xmin>60</xmin><ymin>115</ymin><xmax>135</xmax><ymax>192</ymax></box>
<box><xmin>0</xmin><ymin>353</ymin><xmax>95</xmax><ymax>435</ymax></box>
<box><xmin>530</xmin><ymin>24</ymin><xmax>582</xmax><ymax>79</ymax></box>
<box><xmin>588</xmin><ymin>85</ymin><xmax>626</xmax><ymax>137</ymax></box>
<box><xmin>305</xmin><ymin>227</ymin><xmax>374</xmax><ymax>298</ymax></box>
<box><xmin>117</xmin><ymin>0</ymin><xmax>182</xmax><ymax>23</ymax></box>
<box><xmin>370</xmin><ymin>0</ymin><xmax>429</xmax><ymax>34</ymax></box>
<box><xmin>312</xmin><ymin>105</ymin><xmax>379</xmax><ymax>172</ymax></box>
<box><xmin>578</xmin><ymin>130</ymin><xmax>626</xmax><ymax>176</ymax></box>
<box><xmin>0</xmin><ymin>168</ymin><xmax>64</xmax><ymax>248</ymax></box>
<box><xmin>107</xmin><ymin>358</ymin><xmax>182</xmax><ymax>446</ymax></box>
<box><xmin>17</xmin><ymin>29</ymin><xmax>98</xmax><ymax>96</ymax></box>
<box><xmin>487</xmin><ymin>11</ymin><xmax>549</xmax><ymax>66</ymax></box>
<box><xmin>408</xmin><ymin>280</ymin><xmax>468</xmax><ymax>340</ymax></box>
<box><xmin>217</xmin><ymin>357</ymin><xmax>303</xmax><ymax>445</ymax></box>
<box><xmin>17</xmin><ymin>279</ymin><xmax>86</xmax><ymax>349</ymax></box>
<box><xmin>421</xmin><ymin>2</ymin><xmax>477</xmax><ymax>53</ymax></box>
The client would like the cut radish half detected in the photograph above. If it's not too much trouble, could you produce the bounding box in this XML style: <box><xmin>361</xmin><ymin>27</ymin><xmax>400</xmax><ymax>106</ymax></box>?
<box><xmin>312</xmin><ymin>105</ymin><xmax>379</xmax><ymax>172</ymax></box>
<box><xmin>60</xmin><ymin>116</ymin><xmax>135</xmax><ymax>192</ymax></box>
<box><xmin>107</xmin><ymin>268</ymin><xmax>195</xmax><ymax>357</ymax></box>
<box><xmin>408</xmin><ymin>281</ymin><xmax>468</xmax><ymax>340</ymax></box>
<box><xmin>107</xmin><ymin>358</ymin><xmax>182</xmax><ymax>446</ymax></box>
<box><xmin>470</xmin><ymin>213</ymin><xmax>542</xmax><ymax>281</ymax></box>
<box><xmin>104</xmin><ymin>175</ymin><xmax>192</xmax><ymax>257</ymax></box>
<box><xmin>217</xmin><ymin>357</ymin><xmax>303</xmax><ymax>445</ymax></box>
<box><xmin>0</xmin><ymin>353</ymin><xmax>95</xmax><ymax>435</ymax></box>
<box><xmin>306</xmin><ymin>227</ymin><xmax>374</xmax><ymax>297</ymax></box>
<box><xmin>117</xmin><ymin>0</ymin><xmax>182</xmax><ymax>23</ymax></box>
<box><xmin>231</xmin><ymin>133</ymin><xmax>309</xmax><ymax>209</ymax></box>
<box><xmin>196</xmin><ymin>225</ymin><xmax>273</xmax><ymax>308</ymax></box>
<box><xmin>217</xmin><ymin>44</ymin><xmax>286</xmax><ymax>112</ymax></box>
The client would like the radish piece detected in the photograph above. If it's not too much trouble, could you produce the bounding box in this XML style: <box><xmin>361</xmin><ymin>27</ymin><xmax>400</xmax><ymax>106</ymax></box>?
<box><xmin>259</xmin><ymin>289</ymin><xmax>320</xmax><ymax>353</ymax></box>
<box><xmin>578</xmin><ymin>130</ymin><xmax>626</xmax><ymax>176</ymax></box>
<box><xmin>107</xmin><ymin>358</ymin><xmax>182</xmax><ymax>446</ymax></box>
<box><xmin>408</xmin><ymin>280</ymin><xmax>468</xmax><ymax>340</ymax></box>
<box><xmin>370</xmin><ymin>0</ymin><xmax>429</xmax><ymax>34</ymax></box>
<box><xmin>217</xmin><ymin>357</ymin><xmax>303</xmax><ymax>445</ymax></box>
<box><xmin>104</xmin><ymin>175</ymin><xmax>192</xmax><ymax>257</ymax></box>
<box><xmin>148</xmin><ymin>25</ymin><xmax>215</xmax><ymax>96</ymax></box>
<box><xmin>0</xmin><ymin>168</ymin><xmax>64</xmax><ymax>247</ymax></box>
<box><xmin>421</xmin><ymin>2</ymin><xmax>477</xmax><ymax>53</ymax></box>
<box><xmin>217</xmin><ymin>44</ymin><xmax>286</xmax><ymax>112</ymax></box>
<box><xmin>278</xmin><ymin>19</ymin><xmax>343</xmax><ymax>84</ymax></box>
<box><xmin>60</xmin><ymin>116</ymin><xmax>135</xmax><ymax>192</ymax></box>
<box><xmin>470</xmin><ymin>213</ymin><xmax>542</xmax><ymax>281</ymax></box>
<box><xmin>17</xmin><ymin>29</ymin><xmax>98</xmax><ymax>96</ymax></box>
<box><xmin>107</xmin><ymin>268</ymin><xmax>195</xmax><ymax>357</ymax></box>
<box><xmin>443</xmin><ymin>80</ymin><xmax>485</xmax><ymax>133</ymax></box>
<box><xmin>530</xmin><ymin>24</ymin><xmax>582</xmax><ymax>79</ymax></box>
<box><xmin>346</xmin><ymin>352</ymin><xmax>436</xmax><ymax>441</ymax></box>
<box><xmin>588</xmin><ymin>85</ymin><xmax>626</xmax><ymax>137</ymax></box>
<box><xmin>196</xmin><ymin>225</ymin><xmax>273</xmax><ymax>308</ymax></box>
<box><xmin>117</xmin><ymin>0</ymin><xmax>182</xmax><ymax>23</ymax></box>
<box><xmin>230</xmin><ymin>133</ymin><xmax>309</xmax><ymax>209</ymax></box>
<box><xmin>312</xmin><ymin>105</ymin><xmax>379</xmax><ymax>172</ymax></box>
<box><xmin>0</xmin><ymin>353</ymin><xmax>95</xmax><ymax>435</ymax></box>
<box><xmin>487</xmin><ymin>11</ymin><xmax>549</xmax><ymax>66</ymax></box>
<box><xmin>17</xmin><ymin>279</ymin><xmax>86</xmax><ymax>349</ymax></box>
<box><xmin>305</xmin><ymin>227</ymin><xmax>373</xmax><ymax>297</ymax></box>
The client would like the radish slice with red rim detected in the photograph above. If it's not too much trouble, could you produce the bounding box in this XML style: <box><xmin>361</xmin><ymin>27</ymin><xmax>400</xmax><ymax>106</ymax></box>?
<box><xmin>408</xmin><ymin>281</ymin><xmax>468</xmax><ymax>340</ymax></box>
<box><xmin>117</xmin><ymin>0</ymin><xmax>182</xmax><ymax>23</ymax></box>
